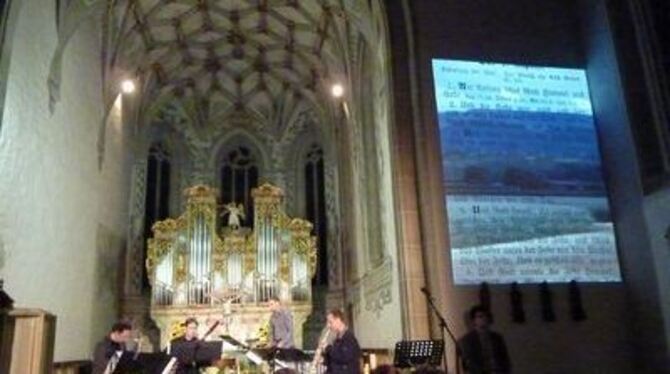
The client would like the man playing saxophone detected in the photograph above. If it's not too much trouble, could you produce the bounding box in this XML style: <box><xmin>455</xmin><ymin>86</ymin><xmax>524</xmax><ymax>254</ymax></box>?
<box><xmin>312</xmin><ymin>324</ymin><xmax>334</xmax><ymax>371</ymax></box>
<box><xmin>317</xmin><ymin>309</ymin><xmax>362</xmax><ymax>374</ymax></box>
<box><xmin>92</xmin><ymin>321</ymin><xmax>133</xmax><ymax>374</ymax></box>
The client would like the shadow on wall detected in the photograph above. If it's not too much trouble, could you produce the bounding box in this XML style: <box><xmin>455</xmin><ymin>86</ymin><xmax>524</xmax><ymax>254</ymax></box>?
<box><xmin>89</xmin><ymin>224</ymin><xmax>125</xmax><ymax>348</ymax></box>
<box><xmin>0</xmin><ymin>235</ymin><xmax>5</xmax><ymax>272</ymax></box>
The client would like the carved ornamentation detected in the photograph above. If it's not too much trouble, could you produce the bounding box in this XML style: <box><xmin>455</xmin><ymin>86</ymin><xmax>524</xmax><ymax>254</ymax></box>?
<box><xmin>146</xmin><ymin>218</ymin><xmax>179</xmax><ymax>277</ymax></box>
<box><xmin>252</xmin><ymin>183</ymin><xmax>286</xmax><ymax>223</ymax></box>
<box><xmin>363</xmin><ymin>257</ymin><xmax>393</xmax><ymax>317</ymax></box>
<box><xmin>289</xmin><ymin>218</ymin><xmax>318</xmax><ymax>277</ymax></box>
<box><xmin>145</xmin><ymin>183</ymin><xmax>319</xmax><ymax>347</ymax></box>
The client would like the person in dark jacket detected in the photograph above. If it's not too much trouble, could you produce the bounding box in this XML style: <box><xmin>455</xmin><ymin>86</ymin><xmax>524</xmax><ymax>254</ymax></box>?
<box><xmin>169</xmin><ymin>317</ymin><xmax>201</xmax><ymax>374</ymax></box>
<box><xmin>92</xmin><ymin>321</ymin><xmax>132</xmax><ymax>374</ymax></box>
<box><xmin>458</xmin><ymin>305</ymin><xmax>511</xmax><ymax>374</ymax></box>
<box><xmin>323</xmin><ymin>309</ymin><xmax>361</xmax><ymax>374</ymax></box>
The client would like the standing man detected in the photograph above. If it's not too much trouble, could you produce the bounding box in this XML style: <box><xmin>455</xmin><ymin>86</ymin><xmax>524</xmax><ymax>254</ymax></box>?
<box><xmin>458</xmin><ymin>305</ymin><xmax>511</xmax><ymax>374</ymax></box>
<box><xmin>92</xmin><ymin>321</ymin><xmax>133</xmax><ymax>374</ymax></box>
<box><xmin>169</xmin><ymin>317</ymin><xmax>201</xmax><ymax>374</ymax></box>
<box><xmin>268</xmin><ymin>296</ymin><xmax>294</xmax><ymax>348</ymax></box>
<box><xmin>323</xmin><ymin>309</ymin><xmax>361</xmax><ymax>374</ymax></box>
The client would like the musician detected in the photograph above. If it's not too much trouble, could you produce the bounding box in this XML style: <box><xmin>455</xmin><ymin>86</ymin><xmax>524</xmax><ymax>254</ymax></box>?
<box><xmin>322</xmin><ymin>309</ymin><xmax>361</xmax><ymax>374</ymax></box>
<box><xmin>169</xmin><ymin>317</ymin><xmax>201</xmax><ymax>374</ymax></box>
<box><xmin>268</xmin><ymin>296</ymin><xmax>294</xmax><ymax>348</ymax></box>
<box><xmin>92</xmin><ymin>321</ymin><xmax>132</xmax><ymax>374</ymax></box>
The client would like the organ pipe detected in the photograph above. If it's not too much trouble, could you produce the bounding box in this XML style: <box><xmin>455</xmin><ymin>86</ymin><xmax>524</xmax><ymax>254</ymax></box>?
<box><xmin>146</xmin><ymin>184</ymin><xmax>317</xmax><ymax>307</ymax></box>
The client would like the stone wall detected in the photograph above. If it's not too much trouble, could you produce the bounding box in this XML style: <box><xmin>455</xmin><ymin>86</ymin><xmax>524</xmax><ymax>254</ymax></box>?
<box><xmin>0</xmin><ymin>0</ymin><xmax>132</xmax><ymax>361</ymax></box>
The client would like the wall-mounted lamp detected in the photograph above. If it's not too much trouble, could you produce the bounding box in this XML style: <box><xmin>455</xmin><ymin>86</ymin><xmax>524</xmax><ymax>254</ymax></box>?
<box><xmin>331</xmin><ymin>83</ymin><xmax>344</xmax><ymax>98</ymax></box>
<box><xmin>121</xmin><ymin>79</ymin><xmax>136</xmax><ymax>94</ymax></box>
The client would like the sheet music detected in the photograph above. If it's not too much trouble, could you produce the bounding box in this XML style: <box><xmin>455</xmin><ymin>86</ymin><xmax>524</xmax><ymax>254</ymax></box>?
<box><xmin>161</xmin><ymin>357</ymin><xmax>178</xmax><ymax>374</ymax></box>
<box><xmin>103</xmin><ymin>351</ymin><xmax>123</xmax><ymax>374</ymax></box>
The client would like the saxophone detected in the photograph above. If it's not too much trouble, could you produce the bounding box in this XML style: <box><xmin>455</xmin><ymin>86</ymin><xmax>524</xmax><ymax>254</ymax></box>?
<box><xmin>311</xmin><ymin>327</ymin><xmax>332</xmax><ymax>373</ymax></box>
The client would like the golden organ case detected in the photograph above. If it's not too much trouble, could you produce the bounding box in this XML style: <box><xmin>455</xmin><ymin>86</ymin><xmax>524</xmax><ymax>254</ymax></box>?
<box><xmin>146</xmin><ymin>183</ymin><xmax>317</xmax><ymax>348</ymax></box>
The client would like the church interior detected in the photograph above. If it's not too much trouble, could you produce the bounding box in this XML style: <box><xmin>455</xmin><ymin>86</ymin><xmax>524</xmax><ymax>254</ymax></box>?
<box><xmin>0</xmin><ymin>0</ymin><xmax>669</xmax><ymax>373</ymax></box>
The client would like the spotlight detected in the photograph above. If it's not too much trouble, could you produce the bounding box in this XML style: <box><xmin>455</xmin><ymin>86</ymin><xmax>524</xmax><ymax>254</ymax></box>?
<box><xmin>331</xmin><ymin>83</ymin><xmax>344</xmax><ymax>98</ymax></box>
<box><xmin>121</xmin><ymin>79</ymin><xmax>136</xmax><ymax>94</ymax></box>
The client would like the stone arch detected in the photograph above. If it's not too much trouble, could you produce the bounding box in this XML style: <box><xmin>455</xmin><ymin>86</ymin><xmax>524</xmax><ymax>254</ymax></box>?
<box><xmin>211</xmin><ymin>131</ymin><xmax>267</xmax><ymax>228</ymax></box>
<box><xmin>209</xmin><ymin>129</ymin><xmax>270</xmax><ymax>177</ymax></box>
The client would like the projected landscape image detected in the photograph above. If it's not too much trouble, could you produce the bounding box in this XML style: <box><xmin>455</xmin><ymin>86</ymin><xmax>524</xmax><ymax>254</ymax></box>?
<box><xmin>432</xmin><ymin>59</ymin><xmax>622</xmax><ymax>284</ymax></box>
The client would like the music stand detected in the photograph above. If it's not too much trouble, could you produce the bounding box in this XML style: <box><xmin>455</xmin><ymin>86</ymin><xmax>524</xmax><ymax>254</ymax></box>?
<box><xmin>113</xmin><ymin>352</ymin><xmax>176</xmax><ymax>373</ymax></box>
<box><xmin>393</xmin><ymin>340</ymin><xmax>444</xmax><ymax>369</ymax></box>
<box><xmin>194</xmin><ymin>341</ymin><xmax>223</xmax><ymax>366</ymax></box>
<box><xmin>220</xmin><ymin>334</ymin><xmax>249</xmax><ymax>349</ymax></box>
<box><xmin>169</xmin><ymin>340</ymin><xmax>223</xmax><ymax>371</ymax></box>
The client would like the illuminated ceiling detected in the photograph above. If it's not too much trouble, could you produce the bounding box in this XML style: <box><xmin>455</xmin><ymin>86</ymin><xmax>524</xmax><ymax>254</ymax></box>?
<box><xmin>106</xmin><ymin>0</ymin><xmax>377</xmax><ymax>125</ymax></box>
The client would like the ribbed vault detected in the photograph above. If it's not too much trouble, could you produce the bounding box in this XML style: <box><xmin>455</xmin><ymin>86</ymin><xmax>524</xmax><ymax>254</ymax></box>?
<box><xmin>104</xmin><ymin>0</ymin><xmax>378</xmax><ymax>128</ymax></box>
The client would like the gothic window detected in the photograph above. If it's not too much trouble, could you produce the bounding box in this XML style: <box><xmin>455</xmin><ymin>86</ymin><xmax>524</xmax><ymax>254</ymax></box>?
<box><xmin>143</xmin><ymin>144</ymin><xmax>171</xmax><ymax>289</ymax></box>
<box><xmin>304</xmin><ymin>143</ymin><xmax>328</xmax><ymax>286</ymax></box>
<box><xmin>219</xmin><ymin>146</ymin><xmax>258</xmax><ymax>228</ymax></box>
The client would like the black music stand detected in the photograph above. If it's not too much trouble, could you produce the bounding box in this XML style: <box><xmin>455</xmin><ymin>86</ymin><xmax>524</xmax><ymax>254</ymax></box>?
<box><xmin>393</xmin><ymin>340</ymin><xmax>444</xmax><ymax>369</ymax></box>
<box><xmin>220</xmin><ymin>334</ymin><xmax>249</xmax><ymax>349</ymax></box>
<box><xmin>169</xmin><ymin>340</ymin><xmax>223</xmax><ymax>371</ymax></box>
<box><xmin>194</xmin><ymin>341</ymin><xmax>223</xmax><ymax>366</ymax></box>
<box><xmin>113</xmin><ymin>352</ymin><xmax>175</xmax><ymax>373</ymax></box>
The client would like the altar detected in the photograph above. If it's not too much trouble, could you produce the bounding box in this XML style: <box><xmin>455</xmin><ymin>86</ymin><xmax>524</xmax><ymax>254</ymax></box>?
<box><xmin>146</xmin><ymin>183</ymin><xmax>318</xmax><ymax>350</ymax></box>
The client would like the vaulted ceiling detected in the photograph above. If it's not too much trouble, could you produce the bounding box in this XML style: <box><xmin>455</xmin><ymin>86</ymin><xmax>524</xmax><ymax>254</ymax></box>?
<box><xmin>105</xmin><ymin>0</ymin><xmax>378</xmax><ymax>127</ymax></box>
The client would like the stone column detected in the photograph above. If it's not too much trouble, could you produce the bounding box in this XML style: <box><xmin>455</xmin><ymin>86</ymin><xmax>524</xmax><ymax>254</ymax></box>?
<box><xmin>124</xmin><ymin>159</ymin><xmax>148</xmax><ymax>296</ymax></box>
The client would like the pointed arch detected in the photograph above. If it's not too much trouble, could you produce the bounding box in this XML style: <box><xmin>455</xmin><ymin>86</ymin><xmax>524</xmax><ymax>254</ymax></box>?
<box><xmin>212</xmin><ymin>131</ymin><xmax>267</xmax><ymax>229</ymax></box>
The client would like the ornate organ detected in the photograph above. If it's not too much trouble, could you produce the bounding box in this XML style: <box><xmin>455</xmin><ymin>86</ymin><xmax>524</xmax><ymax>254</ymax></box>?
<box><xmin>146</xmin><ymin>183</ymin><xmax>317</xmax><ymax>348</ymax></box>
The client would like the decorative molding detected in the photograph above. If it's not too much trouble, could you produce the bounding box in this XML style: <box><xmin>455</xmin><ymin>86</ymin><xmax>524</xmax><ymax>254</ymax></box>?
<box><xmin>347</xmin><ymin>280</ymin><xmax>363</xmax><ymax>317</ymax></box>
<box><xmin>363</xmin><ymin>257</ymin><xmax>393</xmax><ymax>317</ymax></box>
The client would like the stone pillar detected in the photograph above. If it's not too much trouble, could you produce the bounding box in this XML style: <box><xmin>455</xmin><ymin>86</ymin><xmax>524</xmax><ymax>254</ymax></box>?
<box><xmin>385</xmin><ymin>0</ymin><xmax>431</xmax><ymax>340</ymax></box>
<box><xmin>124</xmin><ymin>160</ymin><xmax>148</xmax><ymax>296</ymax></box>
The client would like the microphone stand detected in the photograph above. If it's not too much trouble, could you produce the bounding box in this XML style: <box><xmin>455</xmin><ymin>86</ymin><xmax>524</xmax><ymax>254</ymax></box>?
<box><xmin>421</xmin><ymin>288</ymin><xmax>459</xmax><ymax>373</ymax></box>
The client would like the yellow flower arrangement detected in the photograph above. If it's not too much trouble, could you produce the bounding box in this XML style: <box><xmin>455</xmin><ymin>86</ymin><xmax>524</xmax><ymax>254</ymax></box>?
<box><xmin>257</xmin><ymin>319</ymin><xmax>270</xmax><ymax>345</ymax></box>
<box><xmin>170</xmin><ymin>320</ymin><xmax>186</xmax><ymax>340</ymax></box>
